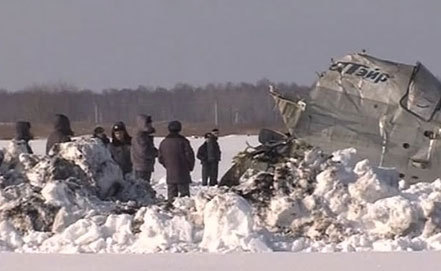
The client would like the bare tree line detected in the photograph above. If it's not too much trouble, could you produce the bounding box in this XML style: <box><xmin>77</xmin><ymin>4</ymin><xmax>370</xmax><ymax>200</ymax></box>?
<box><xmin>0</xmin><ymin>80</ymin><xmax>310</xmax><ymax>128</ymax></box>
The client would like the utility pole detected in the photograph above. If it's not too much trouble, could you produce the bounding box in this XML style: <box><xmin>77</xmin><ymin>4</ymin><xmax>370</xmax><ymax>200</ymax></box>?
<box><xmin>214</xmin><ymin>99</ymin><xmax>219</xmax><ymax>127</ymax></box>
<box><xmin>234</xmin><ymin>111</ymin><xmax>240</xmax><ymax>125</ymax></box>
<box><xmin>94</xmin><ymin>102</ymin><xmax>99</xmax><ymax>124</ymax></box>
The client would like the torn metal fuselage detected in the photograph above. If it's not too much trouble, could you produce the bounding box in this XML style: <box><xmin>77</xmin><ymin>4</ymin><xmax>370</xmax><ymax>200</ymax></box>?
<box><xmin>271</xmin><ymin>53</ymin><xmax>441</xmax><ymax>183</ymax></box>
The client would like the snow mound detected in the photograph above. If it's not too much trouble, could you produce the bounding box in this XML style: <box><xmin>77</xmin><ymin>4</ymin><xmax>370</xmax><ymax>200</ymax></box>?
<box><xmin>0</xmin><ymin>138</ymin><xmax>156</xmax><ymax>242</ymax></box>
<box><xmin>132</xmin><ymin>206</ymin><xmax>196</xmax><ymax>253</ymax></box>
<box><xmin>50</xmin><ymin>139</ymin><xmax>123</xmax><ymax>198</ymax></box>
<box><xmin>224</xmin><ymin>144</ymin><xmax>441</xmax><ymax>252</ymax></box>
<box><xmin>1</xmin><ymin>140</ymin><xmax>30</xmax><ymax>169</ymax></box>
<box><xmin>1</xmin><ymin>136</ymin><xmax>441</xmax><ymax>253</ymax></box>
<box><xmin>201</xmin><ymin>192</ymin><xmax>270</xmax><ymax>252</ymax></box>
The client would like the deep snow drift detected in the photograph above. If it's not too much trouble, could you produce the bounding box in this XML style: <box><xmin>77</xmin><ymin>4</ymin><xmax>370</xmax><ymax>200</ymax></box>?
<box><xmin>1</xmin><ymin>136</ymin><xmax>441</xmax><ymax>253</ymax></box>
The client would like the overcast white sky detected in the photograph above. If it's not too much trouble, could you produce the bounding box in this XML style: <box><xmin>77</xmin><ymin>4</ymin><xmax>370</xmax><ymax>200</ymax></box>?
<box><xmin>0</xmin><ymin>0</ymin><xmax>440</xmax><ymax>91</ymax></box>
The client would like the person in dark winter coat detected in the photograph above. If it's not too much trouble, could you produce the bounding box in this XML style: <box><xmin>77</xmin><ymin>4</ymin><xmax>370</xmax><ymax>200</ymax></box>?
<box><xmin>158</xmin><ymin>120</ymin><xmax>195</xmax><ymax>202</ymax></box>
<box><xmin>0</xmin><ymin>149</ymin><xmax>3</xmax><ymax>167</ymax></box>
<box><xmin>109</xmin><ymin>121</ymin><xmax>132</xmax><ymax>175</ymax></box>
<box><xmin>15</xmin><ymin>121</ymin><xmax>34</xmax><ymax>154</ymax></box>
<box><xmin>197</xmin><ymin>132</ymin><xmax>221</xmax><ymax>186</ymax></box>
<box><xmin>92</xmin><ymin>126</ymin><xmax>110</xmax><ymax>146</ymax></box>
<box><xmin>46</xmin><ymin>114</ymin><xmax>74</xmax><ymax>154</ymax></box>
<box><xmin>131</xmin><ymin>114</ymin><xmax>157</xmax><ymax>183</ymax></box>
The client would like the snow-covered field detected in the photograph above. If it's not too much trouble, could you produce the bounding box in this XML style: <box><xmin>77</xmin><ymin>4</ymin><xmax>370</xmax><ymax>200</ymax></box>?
<box><xmin>1</xmin><ymin>134</ymin><xmax>441</xmax><ymax>259</ymax></box>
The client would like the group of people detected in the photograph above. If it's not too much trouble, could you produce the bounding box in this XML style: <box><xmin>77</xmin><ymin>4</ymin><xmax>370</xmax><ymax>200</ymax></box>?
<box><xmin>4</xmin><ymin>113</ymin><xmax>222</xmax><ymax>203</ymax></box>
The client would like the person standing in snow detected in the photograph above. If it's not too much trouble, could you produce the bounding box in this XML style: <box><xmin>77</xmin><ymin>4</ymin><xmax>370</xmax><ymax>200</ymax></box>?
<box><xmin>92</xmin><ymin>126</ymin><xmax>110</xmax><ymax>146</ymax></box>
<box><xmin>131</xmin><ymin>114</ymin><xmax>157</xmax><ymax>184</ymax></box>
<box><xmin>46</xmin><ymin>114</ymin><xmax>74</xmax><ymax>154</ymax></box>
<box><xmin>109</xmin><ymin>121</ymin><xmax>133</xmax><ymax>175</ymax></box>
<box><xmin>197</xmin><ymin>132</ymin><xmax>221</xmax><ymax>186</ymax></box>
<box><xmin>15</xmin><ymin>121</ymin><xmax>34</xmax><ymax>154</ymax></box>
<box><xmin>158</xmin><ymin>120</ymin><xmax>195</xmax><ymax>202</ymax></box>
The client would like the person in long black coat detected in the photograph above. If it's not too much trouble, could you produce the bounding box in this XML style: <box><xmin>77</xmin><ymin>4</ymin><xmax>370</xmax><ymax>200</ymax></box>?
<box><xmin>197</xmin><ymin>132</ymin><xmax>221</xmax><ymax>186</ymax></box>
<box><xmin>109</xmin><ymin>121</ymin><xmax>132</xmax><ymax>175</ymax></box>
<box><xmin>0</xmin><ymin>149</ymin><xmax>3</xmax><ymax>167</ymax></box>
<box><xmin>15</xmin><ymin>121</ymin><xmax>34</xmax><ymax>154</ymax></box>
<box><xmin>131</xmin><ymin>114</ymin><xmax>157</xmax><ymax>183</ymax></box>
<box><xmin>46</xmin><ymin>114</ymin><xmax>74</xmax><ymax>154</ymax></box>
<box><xmin>158</xmin><ymin>121</ymin><xmax>195</xmax><ymax>202</ymax></box>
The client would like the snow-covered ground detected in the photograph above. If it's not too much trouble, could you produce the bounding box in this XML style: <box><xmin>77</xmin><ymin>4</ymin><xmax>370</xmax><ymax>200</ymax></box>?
<box><xmin>1</xmin><ymin>135</ymin><xmax>441</xmax><ymax>255</ymax></box>
<box><xmin>2</xmin><ymin>251</ymin><xmax>441</xmax><ymax>271</ymax></box>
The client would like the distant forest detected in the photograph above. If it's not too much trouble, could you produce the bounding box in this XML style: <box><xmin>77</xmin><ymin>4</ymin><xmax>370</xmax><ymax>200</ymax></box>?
<box><xmin>0</xmin><ymin>80</ymin><xmax>311</xmax><ymax>135</ymax></box>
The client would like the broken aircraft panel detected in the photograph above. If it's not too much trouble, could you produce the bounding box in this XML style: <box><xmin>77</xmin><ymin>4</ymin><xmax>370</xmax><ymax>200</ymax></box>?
<box><xmin>271</xmin><ymin>52</ymin><xmax>441</xmax><ymax>182</ymax></box>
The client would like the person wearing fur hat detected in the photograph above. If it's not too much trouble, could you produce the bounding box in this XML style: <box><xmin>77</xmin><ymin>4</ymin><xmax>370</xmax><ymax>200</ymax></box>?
<box><xmin>158</xmin><ymin>120</ymin><xmax>195</xmax><ymax>203</ymax></box>
<box><xmin>131</xmin><ymin>114</ymin><xmax>157</xmax><ymax>184</ymax></box>
<box><xmin>92</xmin><ymin>126</ymin><xmax>110</xmax><ymax>146</ymax></box>
<box><xmin>197</xmin><ymin>132</ymin><xmax>221</xmax><ymax>186</ymax></box>
<box><xmin>46</xmin><ymin>114</ymin><xmax>74</xmax><ymax>154</ymax></box>
<box><xmin>109</xmin><ymin>121</ymin><xmax>132</xmax><ymax>175</ymax></box>
<box><xmin>15</xmin><ymin>121</ymin><xmax>34</xmax><ymax>154</ymax></box>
